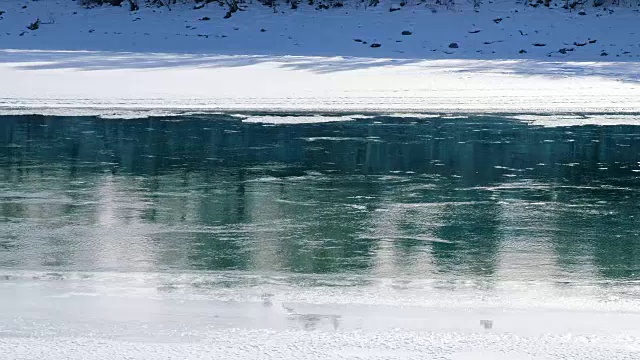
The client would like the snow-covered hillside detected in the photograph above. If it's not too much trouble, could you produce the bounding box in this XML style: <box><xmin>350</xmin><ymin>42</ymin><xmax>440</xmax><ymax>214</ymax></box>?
<box><xmin>0</xmin><ymin>0</ymin><xmax>639</xmax><ymax>59</ymax></box>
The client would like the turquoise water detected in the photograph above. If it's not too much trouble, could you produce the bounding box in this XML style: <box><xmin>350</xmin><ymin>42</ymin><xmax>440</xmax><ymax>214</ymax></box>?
<box><xmin>0</xmin><ymin>114</ymin><xmax>638</xmax><ymax>282</ymax></box>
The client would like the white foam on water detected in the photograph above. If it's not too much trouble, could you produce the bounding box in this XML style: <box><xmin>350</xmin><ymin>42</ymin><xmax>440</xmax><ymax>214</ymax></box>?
<box><xmin>383</xmin><ymin>113</ymin><xmax>443</xmax><ymax>119</ymax></box>
<box><xmin>240</xmin><ymin>115</ymin><xmax>373</xmax><ymax>124</ymax></box>
<box><xmin>0</xmin><ymin>107</ymin><xmax>204</xmax><ymax>119</ymax></box>
<box><xmin>512</xmin><ymin>114</ymin><xmax>640</xmax><ymax>127</ymax></box>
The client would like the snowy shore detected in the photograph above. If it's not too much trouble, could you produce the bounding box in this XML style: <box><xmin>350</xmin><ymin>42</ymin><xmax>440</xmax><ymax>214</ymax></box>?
<box><xmin>1</xmin><ymin>1</ymin><xmax>639</xmax><ymax>116</ymax></box>
<box><xmin>1</xmin><ymin>271</ymin><xmax>639</xmax><ymax>359</ymax></box>
<box><xmin>1</xmin><ymin>50</ymin><xmax>639</xmax><ymax>116</ymax></box>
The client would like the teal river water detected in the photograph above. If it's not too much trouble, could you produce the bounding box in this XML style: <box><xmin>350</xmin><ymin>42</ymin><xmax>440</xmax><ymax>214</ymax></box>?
<box><xmin>0</xmin><ymin>114</ymin><xmax>638</xmax><ymax>282</ymax></box>
<box><xmin>2</xmin><ymin>114</ymin><xmax>640</xmax><ymax>359</ymax></box>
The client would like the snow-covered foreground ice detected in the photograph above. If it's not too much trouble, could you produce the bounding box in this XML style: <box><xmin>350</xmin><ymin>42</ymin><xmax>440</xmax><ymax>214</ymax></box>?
<box><xmin>1</xmin><ymin>50</ymin><xmax>640</xmax><ymax>115</ymax></box>
<box><xmin>1</xmin><ymin>271</ymin><xmax>639</xmax><ymax>359</ymax></box>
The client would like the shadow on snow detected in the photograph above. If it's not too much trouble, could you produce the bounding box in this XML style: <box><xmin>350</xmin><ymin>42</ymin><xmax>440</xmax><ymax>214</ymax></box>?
<box><xmin>1</xmin><ymin>49</ymin><xmax>640</xmax><ymax>82</ymax></box>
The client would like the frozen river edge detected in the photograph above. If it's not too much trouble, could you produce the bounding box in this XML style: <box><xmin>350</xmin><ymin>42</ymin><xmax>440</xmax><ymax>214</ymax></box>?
<box><xmin>1</xmin><ymin>271</ymin><xmax>640</xmax><ymax>360</ymax></box>
<box><xmin>1</xmin><ymin>51</ymin><xmax>640</xmax><ymax>117</ymax></box>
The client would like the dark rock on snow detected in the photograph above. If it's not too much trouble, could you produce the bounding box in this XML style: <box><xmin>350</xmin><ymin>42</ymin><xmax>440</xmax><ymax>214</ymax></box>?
<box><xmin>27</xmin><ymin>19</ymin><xmax>40</xmax><ymax>31</ymax></box>
<box><xmin>558</xmin><ymin>47</ymin><xmax>574</xmax><ymax>54</ymax></box>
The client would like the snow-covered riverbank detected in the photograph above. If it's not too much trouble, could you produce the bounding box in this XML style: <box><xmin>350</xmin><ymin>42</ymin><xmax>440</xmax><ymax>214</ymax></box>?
<box><xmin>1</xmin><ymin>50</ymin><xmax>639</xmax><ymax>116</ymax></box>
<box><xmin>1</xmin><ymin>1</ymin><xmax>639</xmax><ymax>115</ymax></box>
